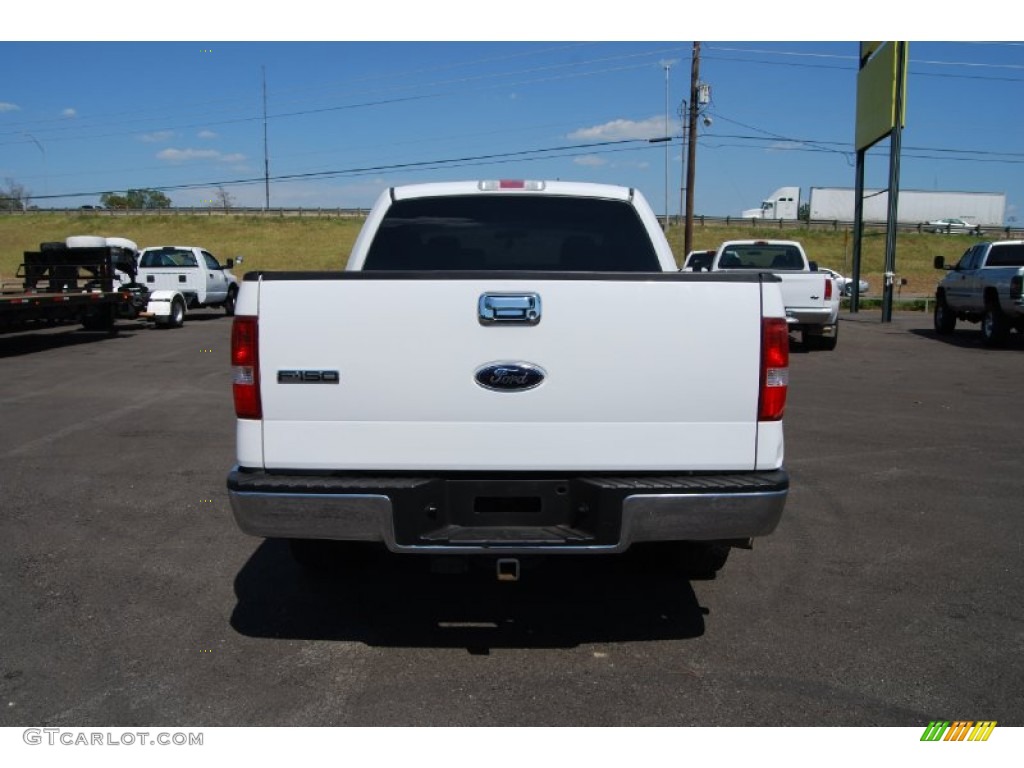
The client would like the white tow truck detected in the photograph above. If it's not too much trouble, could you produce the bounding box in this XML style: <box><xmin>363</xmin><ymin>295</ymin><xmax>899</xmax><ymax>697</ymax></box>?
<box><xmin>709</xmin><ymin>239</ymin><xmax>840</xmax><ymax>350</ymax></box>
<box><xmin>226</xmin><ymin>180</ymin><xmax>792</xmax><ymax>581</ymax></box>
<box><xmin>136</xmin><ymin>246</ymin><xmax>239</xmax><ymax>328</ymax></box>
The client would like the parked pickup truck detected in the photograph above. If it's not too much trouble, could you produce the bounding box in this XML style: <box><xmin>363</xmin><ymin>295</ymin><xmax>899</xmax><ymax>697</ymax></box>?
<box><xmin>226</xmin><ymin>180</ymin><xmax>791</xmax><ymax>581</ymax></box>
<box><xmin>934</xmin><ymin>240</ymin><xmax>1024</xmax><ymax>346</ymax></box>
<box><xmin>708</xmin><ymin>239</ymin><xmax>840</xmax><ymax>350</ymax></box>
<box><xmin>136</xmin><ymin>246</ymin><xmax>239</xmax><ymax>327</ymax></box>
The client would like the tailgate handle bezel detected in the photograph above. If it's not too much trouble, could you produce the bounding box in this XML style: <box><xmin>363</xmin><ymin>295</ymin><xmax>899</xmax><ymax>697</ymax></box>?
<box><xmin>478</xmin><ymin>293</ymin><xmax>542</xmax><ymax>326</ymax></box>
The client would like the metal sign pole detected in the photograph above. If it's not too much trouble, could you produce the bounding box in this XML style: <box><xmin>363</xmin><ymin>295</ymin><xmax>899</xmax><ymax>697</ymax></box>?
<box><xmin>851</xmin><ymin>149</ymin><xmax>866</xmax><ymax>313</ymax></box>
<box><xmin>881</xmin><ymin>42</ymin><xmax>907</xmax><ymax>323</ymax></box>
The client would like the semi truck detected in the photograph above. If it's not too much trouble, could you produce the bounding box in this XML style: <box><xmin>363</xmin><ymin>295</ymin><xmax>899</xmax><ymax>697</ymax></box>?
<box><xmin>741</xmin><ymin>187</ymin><xmax>801</xmax><ymax>220</ymax></box>
<box><xmin>808</xmin><ymin>187</ymin><xmax>1006</xmax><ymax>226</ymax></box>
<box><xmin>740</xmin><ymin>186</ymin><xmax>1006</xmax><ymax>226</ymax></box>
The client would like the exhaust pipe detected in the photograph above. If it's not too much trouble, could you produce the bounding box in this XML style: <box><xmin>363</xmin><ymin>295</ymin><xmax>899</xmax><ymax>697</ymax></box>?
<box><xmin>496</xmin><ymin>558</ymin><xmax>520</xmax><ymax>582</ymax></box>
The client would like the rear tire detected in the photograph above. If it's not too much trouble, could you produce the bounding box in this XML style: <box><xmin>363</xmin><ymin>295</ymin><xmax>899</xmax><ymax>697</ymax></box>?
<box><xmin>981</xmin><ymin>304</ymin><xmax>1008</xmax><ymax>347</ymax></box>
<box><xmin>223</xmin><ymin>287</ymin><xmax>237</xmax><ymax>316</ymax></box>
<box><xmin>805</xmin><ymin>324</ymin><xmax>838</xmax><ymax>351</ymax></box>
<box><xmin>168</xmin><ymin>297</ymin><xmax>185</xmax><ymax>329</ymax></box>
<box><xmin>81</xmin><ymin>305</ymin><xmax>116</xmax><ymax>334</ymax></box>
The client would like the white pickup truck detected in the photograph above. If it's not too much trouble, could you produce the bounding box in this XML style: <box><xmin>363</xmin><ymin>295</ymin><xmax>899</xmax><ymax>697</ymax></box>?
<box><xmin>226</xmin><ymin>180</ymin><xmax>791</xmax><ymax>580</ymax></box>
<box><xmin>136</xmin><ymin>246</ymin><xmax>239</xmax><ymax>327</ymax></box>
<box><xmin>710</xmin><ymin>240</ymin><xmax>840</xmax><ymax>350</ymax></box>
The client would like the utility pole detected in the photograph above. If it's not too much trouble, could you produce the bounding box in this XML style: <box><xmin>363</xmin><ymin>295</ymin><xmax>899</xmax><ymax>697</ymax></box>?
<box><xmin>684</xmin><ymin>42</ymin><xmax>701</xmax><ymax>257</ymax></box>
<box><xmin>678</xmin><ymin>99</ymin><xmax>687</xmax><ymax>222</ymax></box>
<box><xmin>262</xmin><ymin>66</ymin><xmax>270</xmax><ymax>210</ymax></box>
<box><xmin>660</xmin><ymin>59</ymin><xmax>674</xmax><ymax>228</ymax></box>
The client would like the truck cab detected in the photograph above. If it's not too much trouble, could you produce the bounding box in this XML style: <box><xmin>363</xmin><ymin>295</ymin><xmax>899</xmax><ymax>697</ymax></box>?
<box><xmin>741</xmin><ymin>187</ymin><xmax>801</xmax><ymax>220</ymax></box>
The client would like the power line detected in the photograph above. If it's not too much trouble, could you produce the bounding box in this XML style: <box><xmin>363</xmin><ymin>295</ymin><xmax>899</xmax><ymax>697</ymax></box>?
<box><xmin>0</xmin><ymin>44</ymin><xmax>689</xmax><ymax>145</ymax></box>
<box><xmin>29</xmin><ymin>137</ymin><xmax>664</xmax><ymax>200</ymax></box>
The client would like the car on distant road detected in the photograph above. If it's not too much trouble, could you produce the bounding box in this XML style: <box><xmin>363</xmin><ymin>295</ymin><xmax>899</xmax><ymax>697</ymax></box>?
<box><xmin>820</xmin><ymin>267</ymin><xmax>869</xmax><ymax>297</ymax></box>
<box><xmin>928</xmin><ymin>218</ymin><xmax>976</xmax><ymax>234</ymax></box>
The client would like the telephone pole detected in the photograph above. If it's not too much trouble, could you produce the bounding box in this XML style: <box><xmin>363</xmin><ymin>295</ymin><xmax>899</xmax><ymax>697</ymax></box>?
<box><xmin>684</xmin><ymin>42</ymin><xmax>701</xmax><ymax>257</ymax></box>
<box><xmin>262</xmin><ymin>66</ymin><xmax>270</xmax><ymax>210</ymax></box>
<box><xmin>660</xmin><ymin>59</ymin><xmax>675</xmax><ymax>228</ymax></box>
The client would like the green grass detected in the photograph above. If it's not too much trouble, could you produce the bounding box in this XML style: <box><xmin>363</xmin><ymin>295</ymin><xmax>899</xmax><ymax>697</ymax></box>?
<box><xmin>0</xmin><ymin>214</ymin><xmax>364</xmax><ymax>279</ymax></box>
<box><xmin>1</xmin><ymin>212</ymin><xmax>983</xmax><ymax>297</ymax></box>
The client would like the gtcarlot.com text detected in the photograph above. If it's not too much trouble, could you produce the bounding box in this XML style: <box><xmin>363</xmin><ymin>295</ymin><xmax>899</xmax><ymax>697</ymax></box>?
<box><xmin>23</xmin><ymin>729</ymin><xmax>203</xmax><ymax>747</ymax></box>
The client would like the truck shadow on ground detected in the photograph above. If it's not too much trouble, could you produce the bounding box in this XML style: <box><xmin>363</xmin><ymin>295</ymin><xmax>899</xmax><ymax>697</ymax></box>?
<box><xmin>0</xmin><ymin>325</ymin><xmax>143</xmax><ymax>357</ymax></box>
<box><xmin>230</xmin><ymin>540</ymin><xmax>709</xmax><ymax>651</ymax></box>
<box><xmin>909</xmin><ymin>328</ymin><xmax>1024</xmax><ymax>349</ymax></box>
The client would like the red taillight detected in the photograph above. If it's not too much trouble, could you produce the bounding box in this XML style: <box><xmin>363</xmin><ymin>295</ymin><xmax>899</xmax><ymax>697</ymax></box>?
<box><xmin>231</xmin><ymin>316</ymin><xmax>261</xmax><ymax>420</ymax></box>
<box><xmin>824</xmin><ymin>275</ymin><xmax>833</xmax><ymax>301</ymax></box>
<box><xmin>759</xmin><ymin>317</ymin><xmax>789</xmax><ymax>422</ymax></box>
<box><xmin>478</xmin><ymin>180</ymin><xmax>545</xmax><ymax>192</ymax></box>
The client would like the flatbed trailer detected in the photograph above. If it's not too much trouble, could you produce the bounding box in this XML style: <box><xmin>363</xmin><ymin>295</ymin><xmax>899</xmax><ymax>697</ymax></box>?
<box><xmin>0</xmin><ymin>239</ymin><xmax>147</xmax><ymax>334</ymax></box>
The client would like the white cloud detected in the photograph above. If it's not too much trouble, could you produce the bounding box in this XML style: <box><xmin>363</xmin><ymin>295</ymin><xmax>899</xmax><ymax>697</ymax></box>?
<box><xmin>0</xmin><ymin>102</ymin><xmax>20</xmax><ymax>112</ymax></box>
<box><xmin>62</xmin><ymin>108</ymin><xmax>77</xmax><ymax>118</ymax></box>
<box><xmin>140</xmin><ymin>130</ymin><xmax>175</xmax><ymax>143</ymax></box>
<box><xmin>157</xmin><ymin>148</ymin><xmax>248</xmax><ymax>164</ymax></box>
<box><xmin>197</xmin><ymin>130</ymin><xmax>218</xmax><ymax>140</ymax></box>
<box><xmin>568</xmin><ymin>116</ymin><xmax>665</xmax><ymax>142</ymax></box>
<box><xmin>573</xmin><ymin>155</ymin><xmax>607</xmax><ymax>167</ymax></box>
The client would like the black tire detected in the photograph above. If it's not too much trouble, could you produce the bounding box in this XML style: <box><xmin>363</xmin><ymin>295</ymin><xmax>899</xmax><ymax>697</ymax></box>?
<box><xmin>981</xmin><ymin>304</ymin><xmax>1009</xmax><ymax>347</ymax></box>
<box><xmin>223</xmin><ymin>287</ymin><xmax>237</xmax><ymax>316</ymax></box>
<box><xmin>168</xmin><ymin>297</ymin><xmax>185</xmax><ymax>329</ymax></box>
<box><xmin>817</xmin><ymin>323</ymin><xmax>838</xmax><ymax>351</ymax></box>
<box><xmin>933</xmin><ymin>297</ymin><xmax>956</xmax><ymax>335</ymax></box>
<box><xmin>804</xmin><ymin>324</ymin><xmax>838</xmax><ymax>351</ymax></box>
<box><xmin>81</xmin><ymin>305</ymin><xmax>116</xmax><ymax>333</ymax></box>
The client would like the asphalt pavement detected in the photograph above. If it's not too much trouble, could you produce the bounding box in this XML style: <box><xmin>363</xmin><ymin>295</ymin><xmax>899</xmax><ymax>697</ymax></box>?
<box><xmin>0</xmin><ymin>310</ymin><xmax>1021</xmax><ymax>727</ymax></box>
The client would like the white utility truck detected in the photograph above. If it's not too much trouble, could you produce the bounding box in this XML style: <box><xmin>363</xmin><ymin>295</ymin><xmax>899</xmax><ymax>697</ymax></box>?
<box><xmin>710</xmin><ymin>239</ymin><xmax>840</xmax><ymax>350</ymax></box>
<box><xmin>226</xmin><ymin>180</ymin><xmax>791</xmax><ymax>580</ymax></box>
<box><xmin>136</xmin><ymin>246</ymin><xmax>239</xmax><ymax>327</ymax></box>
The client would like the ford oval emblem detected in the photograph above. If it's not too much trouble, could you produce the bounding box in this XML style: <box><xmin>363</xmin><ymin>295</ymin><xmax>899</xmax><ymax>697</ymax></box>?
<box><xmin>475</xmin><ymin>362</ymin><xmax>546</xmax><ymax>392</ymax></box>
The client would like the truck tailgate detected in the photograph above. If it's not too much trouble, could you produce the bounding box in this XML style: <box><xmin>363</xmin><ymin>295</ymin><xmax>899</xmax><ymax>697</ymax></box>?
<box><xmin>778</xmin><ymin>272</ymin><xmax>831</xmax><ymax>311</ymax></box>
<box><xmin>251</xmin><ymin>274</ymin><xmax>767</xmax><ymax>472</ymax></box>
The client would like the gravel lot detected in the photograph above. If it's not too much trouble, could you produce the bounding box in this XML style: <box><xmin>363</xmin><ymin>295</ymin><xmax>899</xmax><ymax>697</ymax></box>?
<box><xmin>0</xmin><ymin>310</ymin><xmax>1021</xmax><ymax>727</ymax></box>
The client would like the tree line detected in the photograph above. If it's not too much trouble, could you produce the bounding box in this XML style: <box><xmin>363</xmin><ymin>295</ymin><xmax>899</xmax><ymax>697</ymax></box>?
<box><xmin>1</xmin><ymin>179</ymin><xmax>237</xmax><ymax>211</ymax></box>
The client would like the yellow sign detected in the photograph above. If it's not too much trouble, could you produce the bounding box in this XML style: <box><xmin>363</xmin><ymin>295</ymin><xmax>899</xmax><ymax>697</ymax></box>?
<box><xmin>855</xmin><ymin>42</ymin><xmax>908</xmax><ymax>151</ymax></box>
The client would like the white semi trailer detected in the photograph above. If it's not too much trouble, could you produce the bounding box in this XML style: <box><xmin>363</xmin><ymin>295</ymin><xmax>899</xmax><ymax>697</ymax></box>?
<box><xmin>808</xmin><ymin>187</ymin><xmax>1006</xmax><ymax>226</ymax></box>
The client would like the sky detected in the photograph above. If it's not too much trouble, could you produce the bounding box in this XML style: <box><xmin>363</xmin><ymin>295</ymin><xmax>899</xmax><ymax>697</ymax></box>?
<box><xmin>2</xmin><ymin>8</ymin><xmax>1021</xmax><ymax>223</ymax></box>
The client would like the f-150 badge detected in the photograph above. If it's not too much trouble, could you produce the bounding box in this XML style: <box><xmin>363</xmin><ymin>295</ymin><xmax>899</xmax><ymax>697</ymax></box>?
<box><xmin>277</xmin><ymin>370</ymin><xmax>339</xmax><ymax>384</ymax></box>
<box><xmin>474</xmin><ymin>362</ymin><xmax>545</xmax><ymax>392</ymax></box>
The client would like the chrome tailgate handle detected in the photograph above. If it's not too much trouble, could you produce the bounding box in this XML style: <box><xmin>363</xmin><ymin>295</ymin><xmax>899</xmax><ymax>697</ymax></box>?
<box><xmin>478</xmin><ymin>293</ymin><xmax>541</xmax><ymax>325</ymax></box>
